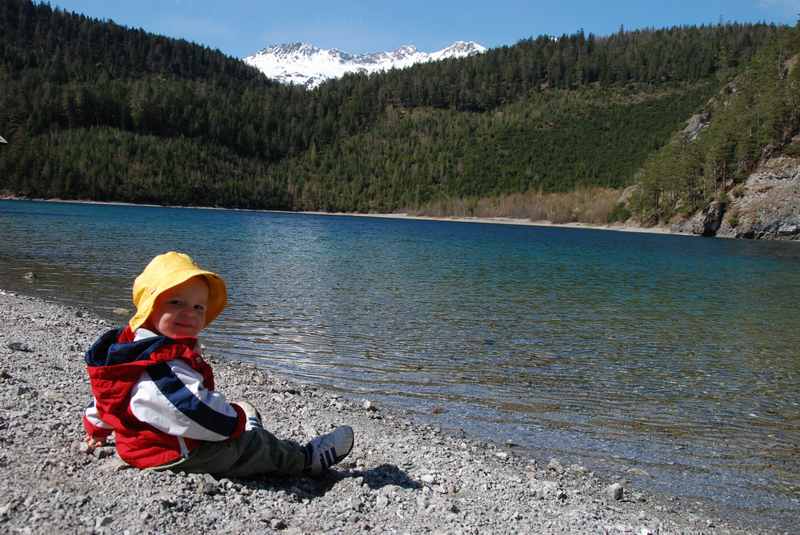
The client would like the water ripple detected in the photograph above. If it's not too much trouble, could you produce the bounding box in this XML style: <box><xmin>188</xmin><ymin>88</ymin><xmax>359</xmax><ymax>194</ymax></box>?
<box><xmin>2</xmin><ymin>200</ymin><xmax>800</xmax><ymax>529</ymax></box>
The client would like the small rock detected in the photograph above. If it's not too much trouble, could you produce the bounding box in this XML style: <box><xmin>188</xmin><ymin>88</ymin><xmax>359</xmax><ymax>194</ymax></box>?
<box><xmin>270</xmin><ymin>518</ymin><xmax>287</xmax><ymax>530</ymax></box>
<box><xmin>375</xmin><ymin>495</ymin><xmax>389</xmax><ymax>508</ymax></box>
<box><xmin>7</xmin><ymin>342</ymin><xmax>33</xmax><ymax>353</ymax></box>
<box><xmin>92</xmin><ymin>446</ymin><xmax>115</xmax><ymax>459</ymax></box>
<box><xmin>43</xmin><ymin>390</ymin><xmax>65</xmax><ymax>402</ymax></box>
<box><xmin>606</xmin><ymin>483</ymin><xmax>624</xmax><ymax>501</ymax></box>
<box><xmin>197</xmin><ymin>477</ymin><xmax>220</xmax><ymax>496</ymax></box>
<box><xmin>362</xmin><ymin>400</ymin><xmax>377</xmax><ymax>412</ymax></box>
<box><xmin>23</xmin><ymin>272</ymin><xmax>37</xmax><ymax>281</ymax></box>
<box><xmin>100</xmin><ymin>457</ymin><xmax>131</xmax><ymax>472</ymax></box>
<box><xmin>529</xmin><ymin>480</ymin><xmax>559</xmax><ymax>499</ymax></box>
<box><xmin>420</xmin><ymin>474</ymin><xmax>436</xmax><ymax>484</ymax></box>
<box><xmin>95</xmin><ymin>516</ymin><xmax>113</xmax><ymax>528</ymax></box>
<box><xmin>627</xmin><ymin>467</ymin><xmax>652</xmax><ymax>478</ymax></box>
<box><xmin>495</xmin><ymin>452</ymin><xmax>509</xmax><ymax>460</ymax></box>
<box><xmin>568</xmin><ymin>464</ymin><xmax>589</xmax><ymax>475</ymax></box>
<box><xmin>547</xmin><ymin>458</ymin><xmax>563</xmax><ymax>473</ymax></box>
<box><xmin>112</xmin><ymin>307</ymin><xmax>130</xmax><ymax>316</ymax></box>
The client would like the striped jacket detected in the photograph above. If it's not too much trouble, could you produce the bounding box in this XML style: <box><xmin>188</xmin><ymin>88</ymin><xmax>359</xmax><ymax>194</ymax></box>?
<box><xmin>83</xmin><ymin>325</ymin><xmax>245</xmax><ymax>468</ymax></box>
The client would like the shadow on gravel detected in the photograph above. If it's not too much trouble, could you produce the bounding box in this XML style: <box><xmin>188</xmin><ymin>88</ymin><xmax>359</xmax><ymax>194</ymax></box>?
<box><xmin>350</xmin><ymin>463</ymin><xmax>421</xmax><ymax>491</ymax></box>
<box><xmin>235</xmin><ymin>464</ymin><xmax>420</xmax><ymax>500</ymax></box>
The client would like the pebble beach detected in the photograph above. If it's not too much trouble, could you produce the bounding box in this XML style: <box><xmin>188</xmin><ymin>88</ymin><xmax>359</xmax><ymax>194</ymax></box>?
<box><xmin>0</xmin><ymin>289</ymin><xmax>778</xmax><ymax>534</ymax></box>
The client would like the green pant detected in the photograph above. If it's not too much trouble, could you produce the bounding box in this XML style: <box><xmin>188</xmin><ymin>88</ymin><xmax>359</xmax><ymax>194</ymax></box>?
<box><xmin>159</xmin><ymin>428</ymin><xmax>307</xmax><ymax>478</ymax></box>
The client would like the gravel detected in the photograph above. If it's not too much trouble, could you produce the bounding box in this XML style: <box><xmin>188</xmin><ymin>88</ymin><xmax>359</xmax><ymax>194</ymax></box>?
<box><xmin>0</xmin><ymin>289</ymin><xmax>770</xmax><ymax>534</ymax></box>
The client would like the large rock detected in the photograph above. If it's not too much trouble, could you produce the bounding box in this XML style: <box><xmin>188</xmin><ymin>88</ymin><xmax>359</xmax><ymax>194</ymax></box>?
<box><xmin>717</xmin><ymin>156</ymin><xmax>800</xmax><ymax>240</ymax></box>
<box><xmin>673</xmin><ymin>200</ymin><xmax>725</xmax><ymax>236</ymax></box>
<box><xmin>682</xmin><ymin>112</ymin><xmax>710</xmax><ymax>141</ymax></box>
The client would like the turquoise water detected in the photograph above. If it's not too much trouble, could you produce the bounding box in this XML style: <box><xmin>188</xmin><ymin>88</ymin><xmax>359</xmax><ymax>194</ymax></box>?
<box><xmin>1</xmin><ymin>199</ymin><xmax>799</xmax><ymax>527</ymax></box>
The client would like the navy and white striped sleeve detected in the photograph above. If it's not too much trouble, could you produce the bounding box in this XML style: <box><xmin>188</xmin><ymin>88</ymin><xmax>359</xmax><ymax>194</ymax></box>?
<box><xmin>129</xmin><ymin>360</ymin><xmax>243</xmax><ymax>441</ymax></box>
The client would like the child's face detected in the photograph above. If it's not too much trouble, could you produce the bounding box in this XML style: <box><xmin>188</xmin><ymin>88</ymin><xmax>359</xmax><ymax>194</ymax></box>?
<box><xmin>148</xmin><ymin>276</ymin><xmax>209</xmax><ymax>339</ymax></box>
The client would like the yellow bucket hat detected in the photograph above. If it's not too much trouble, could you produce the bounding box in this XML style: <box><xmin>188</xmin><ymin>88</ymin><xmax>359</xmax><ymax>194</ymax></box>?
<box><xmin>129</xmin><ymin>252</ymin><xmax>227</xmax><ymax>332</ymax></box>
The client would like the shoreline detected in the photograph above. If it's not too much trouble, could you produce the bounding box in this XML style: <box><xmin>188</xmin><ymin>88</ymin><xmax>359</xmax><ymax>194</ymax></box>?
<box><xmin>0</xmin><ymin>287</ymin><xmax>777</xmax><ymax>534</ymax></box>
<box><xmin>298</xmin><ymin>210</ymin><xmax>678</xmax><ymax>236</ymax></box>
<box><xmin>1</xmin><ymin>195</ymin><xmax>680</xmax><ymax>237</ymax></box>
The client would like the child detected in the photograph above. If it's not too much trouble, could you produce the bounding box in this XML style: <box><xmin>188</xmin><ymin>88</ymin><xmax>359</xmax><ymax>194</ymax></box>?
<box><xmin>83</xmin><ymin>251</ymin><xmax>354</xmax><ymax>478</ymax></box>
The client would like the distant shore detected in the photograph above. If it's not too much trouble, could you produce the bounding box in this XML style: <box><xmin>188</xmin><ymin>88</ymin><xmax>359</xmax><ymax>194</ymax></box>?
<box><xmin>299</xmin><ymin>210</ymin><xmax>678</xmax><ymax>236</ymax></box>
<box><xmin>1</xmin><ymin>196</ymin><xmax>680</xmax><ymax>237</ymax></box>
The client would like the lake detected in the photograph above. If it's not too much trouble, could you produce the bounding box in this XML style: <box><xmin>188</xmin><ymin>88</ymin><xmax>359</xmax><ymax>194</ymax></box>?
<box><xmin>1</xmin><ymin>199</ymin><xmax>798</xmax><ymax>529</ymax></box>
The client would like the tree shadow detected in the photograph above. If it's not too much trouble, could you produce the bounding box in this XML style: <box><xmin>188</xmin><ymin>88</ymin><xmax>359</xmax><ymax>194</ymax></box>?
<box><xmin>232</xmin><ymin>463</ymin><xmax>420</xmax><ymax>500</ymax></box>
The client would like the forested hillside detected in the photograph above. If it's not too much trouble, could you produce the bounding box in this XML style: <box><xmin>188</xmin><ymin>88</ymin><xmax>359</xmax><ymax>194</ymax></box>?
<box><xmin>631</xmin><ymin>24</ymin><xmax>800</xmax><ymax>225</ymax></box>
<box><xmin>0</xmin><ymin>0</ymin><xmax>787</xmax><ymax>211</ymax></box>
<box><xmin>271</xmin><ymin>84</ymin><xmax>715</xmax><ymax>211</ymax></box>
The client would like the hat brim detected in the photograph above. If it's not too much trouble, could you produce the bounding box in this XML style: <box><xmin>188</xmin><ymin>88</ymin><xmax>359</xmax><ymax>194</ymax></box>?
<box><xmin>129</xmin><ymin>269</ymin><xmax>226</xmax><ymax>332</ymax></box>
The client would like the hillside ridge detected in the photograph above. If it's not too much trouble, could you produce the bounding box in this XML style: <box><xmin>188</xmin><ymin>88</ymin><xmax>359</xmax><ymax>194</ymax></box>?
<box><xmin>0</xmin><ymin>0</ymin><xmax>796</xmax><ymax>239</ymax></box>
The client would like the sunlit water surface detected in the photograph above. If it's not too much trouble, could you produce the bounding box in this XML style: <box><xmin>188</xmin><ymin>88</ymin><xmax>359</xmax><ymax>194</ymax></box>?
<box><xmin>1</xmin><ymin>200</ymin><xmax>799</xmax><ymax>529</ymax></box>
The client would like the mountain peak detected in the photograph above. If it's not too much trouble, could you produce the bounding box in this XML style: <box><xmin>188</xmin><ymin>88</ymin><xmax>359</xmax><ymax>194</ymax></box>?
<box><xmin>244</xmin><ymin>41</ymin><xmax>486</xmax><ymax>89</ymax></box>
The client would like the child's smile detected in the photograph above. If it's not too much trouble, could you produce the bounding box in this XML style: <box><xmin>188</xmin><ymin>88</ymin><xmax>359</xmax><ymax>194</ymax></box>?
<box><xmin>148</xmin><ymin>276</ymin><xmax>209</xmax><ymax>339</ymax></box>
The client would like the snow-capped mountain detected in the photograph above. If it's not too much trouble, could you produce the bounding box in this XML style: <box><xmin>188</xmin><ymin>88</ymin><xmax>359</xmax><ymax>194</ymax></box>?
<box><xmin>243</xmin><ymin>41</ymin><xmax>486</xmax><ymax>88</ymax></box>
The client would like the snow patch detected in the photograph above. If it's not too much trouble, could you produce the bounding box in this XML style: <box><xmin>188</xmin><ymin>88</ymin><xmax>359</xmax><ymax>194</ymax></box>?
<box><xmin>244</xmin><ymin>41</ymin><xmax>487</xmax><ymax>88</ymax></box>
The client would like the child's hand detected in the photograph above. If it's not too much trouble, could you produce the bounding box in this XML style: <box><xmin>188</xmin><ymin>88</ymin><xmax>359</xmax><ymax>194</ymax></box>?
<box><xmin>86</xmin><ymin>435</ymin><xmax>106</xmax><ymax>449</ymax></box>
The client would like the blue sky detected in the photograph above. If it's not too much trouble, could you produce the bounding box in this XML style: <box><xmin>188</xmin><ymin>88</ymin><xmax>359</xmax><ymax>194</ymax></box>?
<box><xmin>50</xmin><ymin>0</ymin><xmax>799</xmax><ymax>57</ymax></box>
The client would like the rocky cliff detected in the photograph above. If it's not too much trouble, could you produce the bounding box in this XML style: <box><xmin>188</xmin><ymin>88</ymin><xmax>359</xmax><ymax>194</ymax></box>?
<box><xmin>670</xmin><ymin>154</ymin><xmax>800</xmax><ymax>240</ymax></box>
<box><xmin>717</xmin><ymin>154</ymin><xmax>800</xmax><ymax>239</ymax></box>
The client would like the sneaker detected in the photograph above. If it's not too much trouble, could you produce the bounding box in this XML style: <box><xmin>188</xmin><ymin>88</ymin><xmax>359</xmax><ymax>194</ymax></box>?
<box><xmin>304</xmin><ymin>425</ymin><xmax>354</xmax><ymax>475</ymax></box>
<box><xmin>234</xmin><ymin>400</ymin><xmax>263</xmax><ymax>431</ymax></box>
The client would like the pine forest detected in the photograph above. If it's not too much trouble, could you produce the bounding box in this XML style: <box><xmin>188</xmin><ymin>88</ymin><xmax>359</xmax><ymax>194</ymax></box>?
<box><xmin>1</xmin><ymin>0</ymin><xmax>798</xmax><ymax>223</ymax></box>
